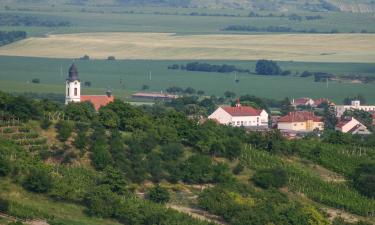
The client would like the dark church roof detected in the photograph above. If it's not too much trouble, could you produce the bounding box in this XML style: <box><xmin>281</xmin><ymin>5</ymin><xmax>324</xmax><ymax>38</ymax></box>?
<box><xmin>68</xmin><ymin>63</ymin><xmax>79</xmax><ymax>81</ymax></box>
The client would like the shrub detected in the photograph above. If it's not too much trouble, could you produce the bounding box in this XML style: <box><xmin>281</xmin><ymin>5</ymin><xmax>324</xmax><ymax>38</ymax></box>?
<box><xmin>252</xmin><ymin>167</ymin><xmax>288</xmax><ymax>189</ymax></box>
<box><xmin>353</xmin><ymin>163</ymin><xmax>375</xmax><ymax>198</ymax></box>
<box><xmin>55</xmin><ymin>121</ymin><xmax>73</xmax><ymax>142</ymax></box>
<box><xmin>0</xmin><ymin>198</ymin><xmax>9</xmax><ymax>212</ymax></box>
<box><xmin>40</xmin><ymin>118</ymin><xmax>52</xmax><ymax>130</ymax></box>
<box><xmin>23</xmin><ymin>168</ymin><xmax>52</xmax><ymax>193</ymax></box>
<box><xmin>31</xmin><ymin>78</ymin><xmax>40</xmax><ymax>84</ymax></box>
<box><xmin>0</xmin><ymin>156</ymin><xmax>11</xmax><ymax>176</ymax></box>
<box><xmin>148</xmin><ymin>185</ymin><xmax>170</xmax><ymax>204</ymax></box>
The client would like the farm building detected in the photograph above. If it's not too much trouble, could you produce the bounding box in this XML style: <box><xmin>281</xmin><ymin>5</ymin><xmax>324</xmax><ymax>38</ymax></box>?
<box><xmin>335</xmin><ymin>117</ymin><xmax>371</xmax><ymax>135</ymax></box>
<box><xmin>208</xmin><ymin>102</ymin><xmax>268</xmax><ymax>127</ymax></box>
<box><xmin>131</xmin><ymin>92</ymin><xmax>179</xmax><ymax>101</ymax></box>
<box><xmin>277</xmin><ymin>111</ymin><xmax>324</xmax><ymax>132</ymax></box>
<box><xmin>334</xmin><ymin>100</ymin><xmax>375</xmax><ymax>117</ymax></box>
<box><xmin>65</xmin><ymin>63</ymin><xmax>114</xmax><ymax>110</ymax></box>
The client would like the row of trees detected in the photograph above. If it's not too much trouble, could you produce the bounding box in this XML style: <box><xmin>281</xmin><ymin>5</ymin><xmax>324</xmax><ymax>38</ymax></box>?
<box><xmin>0</xmin><ymin>14</ymin><xmax>70</xmax><ymax>27</ymax></box>
<box><xmin>0</xmin><ymin>30</ymin><xmax>26</xmax><ymax>46</ymax></box>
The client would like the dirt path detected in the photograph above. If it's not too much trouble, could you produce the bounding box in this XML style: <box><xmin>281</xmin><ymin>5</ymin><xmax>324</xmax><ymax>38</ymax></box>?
<box><xmin>167</xmin><ymin>204</ymin><xmax>226</xmax><ymax>225</ymax></box>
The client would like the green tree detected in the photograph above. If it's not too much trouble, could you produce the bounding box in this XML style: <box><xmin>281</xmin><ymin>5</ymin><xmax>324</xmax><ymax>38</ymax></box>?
<box><xmin>353</xmin><ymin>163</ymin><xmax>375</xmax><ymax>198</ymax></box>
<box><xmin>55</xmin><ymin>120</ymin><xmax>74</xmax><ymax>142</ymax></box>
<box><xmin>90</xmin><ymin>125</ymin><xmax>112</xmax><ymax>170</ymax></box>
<box><xmin>0</xmin><ymin>156</ymin><xmax>11</xmax><ymax>176</ymax></box>
<box><xmin>148</xmin><ymin>185</ymin><xmax>170</xmax><ymax>204</ymax></box>
<box><xmin>23</xmin><ymin>168</ymin><xmax>52</xmax><ymax>193</ymax></box>
<box><xmin>252</xmin><ymin>167</ymin><xmax>288</xmax><ymax>189</ymax></box>
<box><xmin>65</xmin><ymin>102</ymin><xmax>96</xmax><ymax>122</ymax></box>
<box><xmin>99</xmin><ymin>107</ymin><xmax>120</xmax><ymax>129</ymax></box>
<box><xmin>255</xmin><ymin>60</ymin><xmax>281</xmax><ymax>75</ymax></box>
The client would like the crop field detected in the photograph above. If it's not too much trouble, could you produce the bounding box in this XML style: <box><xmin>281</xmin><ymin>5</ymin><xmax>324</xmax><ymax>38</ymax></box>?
<box><xmin>0</xmin><ymin>32</ymin><xmax>375</xmax><ymax>63</ymax></box>
<box><xmin>0</xmin><ymin>56</ymin><xmax>374</xmax><ymax>103</ymax></box>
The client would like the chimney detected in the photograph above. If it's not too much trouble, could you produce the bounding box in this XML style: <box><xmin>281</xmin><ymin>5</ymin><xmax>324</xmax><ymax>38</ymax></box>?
<box><xmin>236</xmin><ymin>98</ymin><xmax>241</xmax><ymax>107</ymax></box>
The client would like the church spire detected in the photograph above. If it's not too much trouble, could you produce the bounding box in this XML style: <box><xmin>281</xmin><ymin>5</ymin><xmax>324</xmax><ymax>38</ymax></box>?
<box><xmin>68</xmin><ymin>63</ymin><xmax>79</xmax><ymax>81</ymax></box>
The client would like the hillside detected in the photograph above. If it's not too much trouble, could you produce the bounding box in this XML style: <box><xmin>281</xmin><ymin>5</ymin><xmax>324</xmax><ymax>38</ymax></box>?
<box><xmin>0</xmin><ymin>91</ymin><xmax>374</xmax><ymax>225</ymax></box>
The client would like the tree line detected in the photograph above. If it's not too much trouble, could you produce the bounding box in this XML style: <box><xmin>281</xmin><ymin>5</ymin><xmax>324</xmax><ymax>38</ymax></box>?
<box><xmin>0</xmin><ymin>14</ymin><xmax>71</xmax><ymax>27</ymax></box>
<box><xmin>0</xmin><ymin>30</ymin><xmax>26</xmax><ymax>46</ymax></box>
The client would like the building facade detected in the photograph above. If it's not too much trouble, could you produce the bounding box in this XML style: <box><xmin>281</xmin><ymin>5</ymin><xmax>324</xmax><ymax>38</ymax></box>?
<box><xmin>335</xmin><ymin>101</ymin><xmax>375</xmax><ymax>117</ymax></box>
<box><xmin>277</xmin><ymin>111</ymin><xmax>324</xmax><ymax>132</ymax></box>
<box><xmin>208</xmin><ymin>103</ymin><xmax>268</xmax><ymax>127</ymax></box>
<box><xmin>65</xmin><ymin>63</ymin><xmax>114</xmax><ymax>110</ymax></box>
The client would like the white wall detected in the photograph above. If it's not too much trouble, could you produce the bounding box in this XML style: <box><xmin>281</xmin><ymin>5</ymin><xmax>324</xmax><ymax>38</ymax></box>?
<box><xmin>65</xmin><ymin>80</ymin><xmax>81</xmax><ymax>104</ymax></box>
<box><xmin>208</xmin><ymin>107</ymin><xmax>232</xmax><ymax>125</ymax></box>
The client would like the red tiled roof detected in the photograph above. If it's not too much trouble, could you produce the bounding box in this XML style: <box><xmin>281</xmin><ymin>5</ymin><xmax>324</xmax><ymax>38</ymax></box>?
<box><xmin>278</xmin><ymin>111</ymin><xmax>323</xmax><ymax>123</ymax></box>
<box><xmin>221</xmin><ymin>105</ymin><xmax>262</xmax><ymax>117</ymax></box>
<box><xmin>293</xmin><ymin>98</ymin><xmax>312</xmax><ymax>105</ymax></box>
<box><xmin>81</xmin><ymin>95</ymin><xmax>115</xmax><ymax>111</ymax></box>
<box><xmin>314</xmin><ymin>98</ymin><xmax>332</xmax><ymax>106</ymax></box>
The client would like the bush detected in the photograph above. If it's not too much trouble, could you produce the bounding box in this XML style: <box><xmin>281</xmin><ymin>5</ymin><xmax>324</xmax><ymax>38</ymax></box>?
<box><xmin>148</xmin><ymin>185</ymin><xmax>170</xmax><ymax>204</ymax></box>
<box><xmin>0</xmin><ymin>156</ymin><xmax>11</xmax><ymax>176</ymax></box>
<box><xmin>55</xmin><ymin>121</ymin><xmax>73</xmax><ymax>142</ymax></box>
<box><xmin>252</xmin><ymin>167</ymin><xmax>288</xmax><ymax>189</ymax></box>
<box><xmin>40</xmin><ymin>118</ymin><xmax>52</xmax><ymax>130</ymax></box>
<box><xmin>23</xmin><ymin>168</ymin><xmax>52</xmax><ymax>193</ymax></box>
<box><xmin>31</xmin><ymin>78</ymin><xmax>40</xmax><ymax>84</ymax></box>
<box><xmin>0</xmin><ymin>198</ymin><xmax>9</xmax><ymax>212</ymax></box>
<box><xmin>353</xmin><ymin>163</ymin><xmax>375</xmax><ymax>198</ymax></box>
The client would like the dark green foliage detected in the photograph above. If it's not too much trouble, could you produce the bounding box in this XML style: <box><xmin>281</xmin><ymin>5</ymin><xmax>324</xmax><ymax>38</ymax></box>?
<box><xmin>233</xmin><ymin>163</ymin><xmax>244</xmax><ymax>175</ymax></box>
<box><xmin>65</xmin><ymin>102</ymin><xmax>96</xmax><ymax>122</ymax></box>
<box><xmin>0</xmin><ymin>198</ymin><xmax>9</xmax><ymax>212</ymax></box>
<box><xmin>160</xmin><ymin>143</ymin><xmax>183</xmax><ymax>161</ymax></box>
<box><xmin>55</xmin><ymin>120</ymin><xmax>73</xmax><ymax>142</ymax></box>
<box><xmin>40</xmin><ymin>118</ymin><xmax>52</xmax><ymax>130</ymax></box>
<box><xmin>147</xmin><ymin>185</ymin><xmax>170</xmax><ymax>204</ymax></box>
<box><xmin>353</xmin><ymin>163</ymin><xmax>375</xmax><ymax>198</ymax></box>
<box><xmin>99</xmin><ymin>107</ymin><xmax>120</xmax><ymax>129</ymax></box>
<box><xmin>0</xmin><ymin>30</ymin><xmax>27</xmax><ymax>46</ymax></box>
<box><xmin>0</xmin><ymin>156</ymin><xmax>11</xmax><ymax>176</ymax></box>
<box><xmin>101</xmin><ymin>167</ymin><xmax>128</xmax><ymax>194</ymax></box>
<box><xmin>90</xmin><ymin>124</ymin><xmax>112</xmax><ymax>170</ymax></box>
<box><xmin>31</xmin><ymin>78</ymin><xmax>40</xmax><ymax>84</ymax></box>
<box><xmin>84</xmin><ymin>185</ymin><xmax>119</xmax><ymax>217</ymax></box>
<box><xmin>252</xmin><ymin>167</ymin><xmax>288</xmax><ymax>189</ymax></box>
<box><xmin>181</xmin><ymin>155</ymin><xmax>214</xmax><ymax>184</ymax></box>
<box><xmin>255</xmin><ymin>60</ymin><xmax>281</xmax><ymax>75</ymax></box>
<box><xmin>343</xmin><ymin>94</ymin><xmax>367</xmax><ymax>105</ymax></box>
<box><xmin>22</xmin><ymin>168</ymin><xmax>52</xmax><ymax>193</ymax></box>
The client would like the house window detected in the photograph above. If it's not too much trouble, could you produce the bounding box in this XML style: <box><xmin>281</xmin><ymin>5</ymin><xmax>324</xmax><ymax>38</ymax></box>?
<box><xmin>74</xmin><ymin>88</ymin><xmax>77</xmax><ymax>96</ymax></box>
<box><xmin>237</xmin><ymin>121</ymin><xmax>240</xmax><ymax>125</ymax></box>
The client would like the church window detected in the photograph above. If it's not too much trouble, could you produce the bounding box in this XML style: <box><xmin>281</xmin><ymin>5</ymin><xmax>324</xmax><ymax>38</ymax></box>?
<box><xmin>74</xmin><ymin>88</ymin><xmax>77</xmax><ymax>96</ymax></box>
<box><xmin>67</xmin><ymin>88</ymin><xmax>69</xmax><ymax>96</ymax></box>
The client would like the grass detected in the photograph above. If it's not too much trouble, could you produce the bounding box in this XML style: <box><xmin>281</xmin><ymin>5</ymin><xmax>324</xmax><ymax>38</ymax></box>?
<box><xmin>0</xmin><ymin>179</ymin><xmax>121</xmax><ymax>225</ymax></box>
<box><xmin>0</xmin><ymin>56</ymin><xmax>374</xmax><ymax>103</ymax></box>
<box><xmin>0</xmin><ymin>32</ymin><xmax>374</xmax><ymax>63</ymax></box>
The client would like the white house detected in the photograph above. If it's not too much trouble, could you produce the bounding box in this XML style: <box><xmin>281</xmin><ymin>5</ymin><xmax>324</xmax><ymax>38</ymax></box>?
<box><xmin>335</xmin><ymin>101</ymin><xmax>375</xmax><ymax>117</ymax></box>
<box><xmin>335</xmin><ymin>117</ymin><xmax>371</xmax><ymax>135</ymax></box>
<box><xmin>208</xmin><ymin>103</ymin><xmax>268</xmax><ymax>127</ymax></box>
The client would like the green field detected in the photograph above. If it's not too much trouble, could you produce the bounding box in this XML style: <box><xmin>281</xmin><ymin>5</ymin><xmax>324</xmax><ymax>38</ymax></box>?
<box><xmin>0</xmin><ymin>56</ymin><xmax>374</xmax><ymax>103</ymax></box>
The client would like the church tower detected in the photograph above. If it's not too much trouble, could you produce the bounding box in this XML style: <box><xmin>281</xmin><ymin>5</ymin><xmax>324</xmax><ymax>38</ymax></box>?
<box><xmin>65</xmin><ymin>63</ymin><xmax>81</xmax><ymax>104</ymax></box>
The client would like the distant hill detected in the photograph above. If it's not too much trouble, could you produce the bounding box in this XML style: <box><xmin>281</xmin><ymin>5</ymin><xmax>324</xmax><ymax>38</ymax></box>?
<box><xmin>3</xmin><ymin>0</ymin><xmax>375</xmax><ymax>12</ymax></box>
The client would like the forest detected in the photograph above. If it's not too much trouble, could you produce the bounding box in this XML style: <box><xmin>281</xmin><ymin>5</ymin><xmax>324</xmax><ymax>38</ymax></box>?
<box><xmin>0</xmin><ymin>31</ymin><xmax>26</xmax><ymax>46</ymax></box>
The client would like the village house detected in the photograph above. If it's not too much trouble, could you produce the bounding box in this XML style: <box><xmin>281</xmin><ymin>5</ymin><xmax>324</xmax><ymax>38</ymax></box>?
<box><xmin>277</xmin><ymin>111</ymin><xmax>324</xmax><ymax>132</ymax></box>
<box><xmin>291</xmin><ymin>97</ymin><xmax>332</xmax><ymax>108</ymax></box>
<box><xmin>335</xmin><ymin>100</ymin><xmax>375</xmax><ymax>117</ymax></box>
<box><xmin>65</xmin><ymin>63</ymin><xmax>114</xmax><ymax>110</ymax></box>
<box><xmin>208</xmin><ymin>102</ymin><xmax>268</xmax><ymax>127</ymax></box>
<box><xmin>335</xmin><ymin>117</ymin><xmax>372</xmax><ymax>135</ymax></box>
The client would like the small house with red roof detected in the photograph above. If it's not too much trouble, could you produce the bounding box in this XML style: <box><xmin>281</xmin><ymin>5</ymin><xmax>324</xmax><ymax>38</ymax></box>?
<box><xmin>65</xmin><ymin>63</ymin><xmax>114</xmax><ymax>111</ymax></box>
<box><xmin>291</xmin><ymin>98</ymin><xmax>315</xmax><ymax>107</ymax></box>
<box><xmin>335</xmin><ymin>117</ymin><xmax>371</xmax><ymax>135</ymax></box>
<box><xmin>208</xmin><ymin>102</ymin><xmax>268</xmax><ymax>127</ymax></box>
<box><xmin>277</xmin><ymin>111</ymin><xmax>324</xmax><ymax>132</ymax></box>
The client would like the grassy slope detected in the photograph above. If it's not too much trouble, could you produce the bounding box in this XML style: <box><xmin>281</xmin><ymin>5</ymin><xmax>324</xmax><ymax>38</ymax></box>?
<box><xmin>0</xmin><ymin>56</ymin><xmax>374</xmax><ymax>103</ymax></box>
<box><xmin>0</xmin><ymin>180</ymin><xmax>121</xmax><ymax>225</ymax></box>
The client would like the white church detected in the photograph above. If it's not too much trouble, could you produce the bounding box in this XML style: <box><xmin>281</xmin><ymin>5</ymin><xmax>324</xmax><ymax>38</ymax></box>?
<box><xmin>65</xmin><ymin>63</ymin><xmax>115</xmax><ymax>111</ymax></box>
